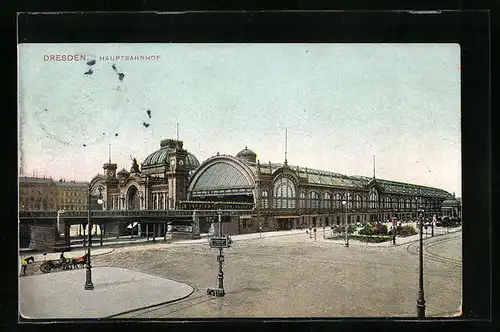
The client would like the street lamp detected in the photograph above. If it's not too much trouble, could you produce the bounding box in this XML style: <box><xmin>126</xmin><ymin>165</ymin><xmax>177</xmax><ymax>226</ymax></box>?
<box><xmin>342</xmin><ymin>199</ymin><xmax>349</xmax><ymax>247</ymax></box>
<box><xmin>431</xmin><ymin>214</ymin><xmax>435</xmax><ymax>237</ymax></box>
<box><xmin>85</xmin><ymin>184</ymin><xmax>103</xmax><ymax>291</ymax></box>
<box><xmin>416</xmin><ymin>207</ymin><xmax>426</xmax><ymax>318</ymax></box>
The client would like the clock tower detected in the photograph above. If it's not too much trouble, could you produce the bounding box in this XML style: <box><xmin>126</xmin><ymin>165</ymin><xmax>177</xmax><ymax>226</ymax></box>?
<box><xmin>165</xmin><ymin>139</ymin><xmax>189</xmax><ymax>209</ymax></box>
<box><xmin>103</xmin><ymin>162</ymin><xmax>117</xmax><ymax>179</ymax></box>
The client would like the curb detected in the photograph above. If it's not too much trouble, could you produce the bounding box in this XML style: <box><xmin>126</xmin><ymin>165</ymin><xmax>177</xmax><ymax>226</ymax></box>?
<box><xmin>103</xmin><ymin>287</ymin><xmax>195</xmax><ymax>319</ymax></box>
<box><xmin>96</xmin><ymin>265</ymin><xmax>196</xmax><ymax>319</ymax></box>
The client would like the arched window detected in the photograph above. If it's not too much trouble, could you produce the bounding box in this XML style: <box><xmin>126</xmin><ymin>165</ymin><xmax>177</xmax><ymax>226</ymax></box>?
<box><xmin>355</xmin><ymin>195</ymin><xmax>362</xmax><ymax>209</ymax></box>
<box><xmin>369</xmin><ymin>188</ymin><xmax>379</xmax><ymax>209</ymax></box>
<box><xmin>323</xmin><ymin>192</ymin><xmax>331</xmax><ymax>209</ymax></box>
<box><xmin>390</xmin><ymin>197</ymin><xmax>396</xmax><ymax>210</ymax></box>
<box><xmin>399</xmin><ymin>197</ymin><xmax>404</xmax><ymax>210</ymax></box>
<box><xmin>334</xmin><ymin>193</ymin><xmax>343</xmax><ymax>209</ymax></box>
<box><xmin>362</xmin><ymin>196</ymin><xmax>368</xmax><ymax>209</ymax></box>
<box><xmin>309</xmin><ymin>191</ymin><xmax>320</xmax><ymax>209</ymax></box>
<box><xmin>405</xmin><ymin>198</ymin><xmax>411</xmax><ymax>210</ymax></box>
<box><xmin>299</xmin><ymin>192</ymin><xmax>306</xmax><ymax>209</ymax></box>
<box><xmin>261</xmin><ymin>190</ymin><xmax>269</xmax><ymax>209</ymax></box>
<box><xmin>387</xmin><ymin>197</ymin><xmax>392</xmax><ymax>209</ymax></box>
<box><xmin>273</xmin><ymin>177</ymin><xmax>296</xmax><ymax>209</ymax></box>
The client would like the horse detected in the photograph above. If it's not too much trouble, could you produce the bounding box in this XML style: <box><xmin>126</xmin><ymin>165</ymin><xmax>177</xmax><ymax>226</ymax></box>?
<box><xmin>71</xmin><ymin>253</ymin><xmax>88</xmax><ymax>269</ymax></box>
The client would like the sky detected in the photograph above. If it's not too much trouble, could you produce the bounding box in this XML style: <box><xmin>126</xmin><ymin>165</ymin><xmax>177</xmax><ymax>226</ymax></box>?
<box><xmin>18</xmin><ymin>43</ymin><xmax>461</xmax><ymax>196</ymax></box>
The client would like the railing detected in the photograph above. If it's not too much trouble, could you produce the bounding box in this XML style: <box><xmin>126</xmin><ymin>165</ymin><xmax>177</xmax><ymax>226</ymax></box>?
<box><xmin>256</xmin><ymin>207</ymin><xmax>441</xmax><ymax>215</ymax></box>
<box><xmin>19</xmin><ymin>209</ymin><xmax>255</xmax><ymax>219</ymax></box>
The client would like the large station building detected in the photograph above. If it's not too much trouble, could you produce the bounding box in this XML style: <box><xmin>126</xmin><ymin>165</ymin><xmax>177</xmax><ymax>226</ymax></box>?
<box><xmin>89</xmin><ymin>137</ymin><xmax>461</xmax><ymax>237</ymax></box>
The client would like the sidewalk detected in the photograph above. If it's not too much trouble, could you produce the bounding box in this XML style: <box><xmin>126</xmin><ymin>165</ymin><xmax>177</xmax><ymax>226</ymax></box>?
<box><xmin>19</xmin><ymin>266</ymin><xmax>194</xmax><ymax>319</ymax></box>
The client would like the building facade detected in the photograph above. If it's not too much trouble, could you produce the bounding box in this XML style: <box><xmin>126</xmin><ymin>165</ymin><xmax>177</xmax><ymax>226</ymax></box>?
<box><xmin>186</xmin><ymin>148</ymin><xmax>454</xmax><ymax>234</ymax></box>
<box><xmin>90</xmin><ymin>138</ymin><xmax>459</xmax><ymax>236</ymax></box>
<box><xmin>18</xmin><ymin>177</ymin><xmax>89</xmax><ymax>248</ymax></box>
<box><xmin>89</xmin><ymin>138</ymin><xmax>200</xmax><ymax>236</ymax></box>
<box><xmin>19</xmin><ymin>177</ymin><xmax>88</xmax><ymax>211</ymax></box>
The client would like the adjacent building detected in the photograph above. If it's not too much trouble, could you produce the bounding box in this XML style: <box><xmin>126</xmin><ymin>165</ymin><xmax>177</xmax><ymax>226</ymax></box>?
<box><xmin>19</xmin><ymin>177</ymin><xmax>88</xmax><ymax>211</ymax></box>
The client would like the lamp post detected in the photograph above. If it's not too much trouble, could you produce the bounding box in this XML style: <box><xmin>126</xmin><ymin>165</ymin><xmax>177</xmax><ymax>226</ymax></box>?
<box><xmin>417</xmin><ymin>208</ymin><xmax>426</xmax><ymax>318</ymax></box>
<box><xmin>82</xmin><ymin>222</ymin><xmax>87</xmax><ymax>249</ymax></box>
<box><xmin>100</xmin><ymin>224</ymin><xmax>104</xmax><ymax>246</ymax></box>
<box><xmin>85</xmin><ymin>184</ymin><xmax>103</xmax><ymax>291</ymax></box>
<box><xmin>431</xmin><ymin>214</ymin><xmax>435</xmax><ymax>237</ymax></box>
<box><xmin>217</xmin><ymin>210</ymin><xmax>224</xmax><ymax>294</ymax></box>
<box><xmin>342</xmin><ymin>199</ymin><xmax>349</xmax><ymax>247</ymax></box>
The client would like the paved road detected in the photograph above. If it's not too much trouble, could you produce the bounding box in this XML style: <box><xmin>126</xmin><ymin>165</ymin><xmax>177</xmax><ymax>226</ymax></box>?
<box><xmin>88</xmin><ymin>229</ymin><xmax>461</xmax><ymax>318</ymax></box>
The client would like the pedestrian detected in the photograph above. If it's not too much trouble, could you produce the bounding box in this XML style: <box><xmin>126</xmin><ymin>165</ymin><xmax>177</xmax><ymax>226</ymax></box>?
<box><xmin>20</xmin><ymin>256</ymin><xmax>33</xmax><ymax>276</ymax></box>
<box><xmin>20</xmin><ymin>257</ymin><xmax>27</xmax><ymax>276</ymax></box>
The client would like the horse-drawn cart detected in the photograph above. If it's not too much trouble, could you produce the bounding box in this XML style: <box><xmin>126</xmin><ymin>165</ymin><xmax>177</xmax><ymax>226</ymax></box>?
<box><xmin>39</xmin><ymin>253</ymin><xmax>88</xmax><ymax>273</ymax></box>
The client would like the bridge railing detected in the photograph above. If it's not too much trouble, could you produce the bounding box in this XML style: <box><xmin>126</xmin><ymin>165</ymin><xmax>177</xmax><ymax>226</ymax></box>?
<box><xmin>19</xmin><ymin>209</ymin><xmax>255</xmax><ymax>219</ymax></box>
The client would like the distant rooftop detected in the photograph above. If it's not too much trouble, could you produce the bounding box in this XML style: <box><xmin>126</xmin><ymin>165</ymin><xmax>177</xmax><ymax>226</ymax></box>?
<box><xmin>19</xmin><ymin>176</ymin><xmax>88</xmax><ymax>187</ymax></box>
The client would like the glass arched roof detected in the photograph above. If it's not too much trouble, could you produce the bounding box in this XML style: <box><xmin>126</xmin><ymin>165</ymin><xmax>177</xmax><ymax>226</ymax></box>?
<box><xmin>192</xmin><ymin>162</ymin><xmax>252</xmax><ymax>191</ymax></box>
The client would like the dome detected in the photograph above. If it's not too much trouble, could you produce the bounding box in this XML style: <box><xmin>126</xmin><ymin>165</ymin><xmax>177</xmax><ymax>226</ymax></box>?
<box><xmin>141</xmin><ymin>139</ymin><xmax>200</xmax><ymax>171</ymax></box>
<box><xmin>236</xmin><ymin>146</ymin><xmax>257</xmax><ymax>163</ymax></box>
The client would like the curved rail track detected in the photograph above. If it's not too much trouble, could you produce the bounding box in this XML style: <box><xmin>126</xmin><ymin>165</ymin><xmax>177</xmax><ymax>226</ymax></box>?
<box><xmin>406</xmin><ymin>233</ymin><xmax>461</xmax><ymax>268</ymax></box>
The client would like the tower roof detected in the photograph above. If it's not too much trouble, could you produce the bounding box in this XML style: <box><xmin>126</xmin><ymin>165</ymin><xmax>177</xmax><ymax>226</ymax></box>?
<box><xmin>142</xmin><ymin>139</ymin><xmax>200</xmax><ymax>171</ymax></box>
<box><xmin>236</xmin><ymin>146</ymin><xmax>257</xmax><ymax>163</ymax></box>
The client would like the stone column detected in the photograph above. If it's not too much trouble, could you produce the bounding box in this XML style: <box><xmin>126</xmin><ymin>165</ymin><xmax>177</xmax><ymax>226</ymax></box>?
<box><xmin>192</xmin><ymin>211</ymin><xmax>200</xmax><ymax>239</ymax></box>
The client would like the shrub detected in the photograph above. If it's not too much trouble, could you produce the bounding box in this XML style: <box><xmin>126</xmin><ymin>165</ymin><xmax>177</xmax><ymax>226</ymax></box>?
<box><xmin>331</xmin><ymin>225</ymin><xmax>355</xmax><ymax>234</ymax></box>
<box><xmin>350</xmin><ymin>234</ymin><xmax>392</xmax><ymax>243</ymax></box>
<box><xmin>395</xmin><ymin>225</ymin><xmax>417</xmax><ymax>237</ymax></box>
<box><xmin>359</xmin><ymin>223</ymin><xmax>388</xmax><ymax>236</ymax></box>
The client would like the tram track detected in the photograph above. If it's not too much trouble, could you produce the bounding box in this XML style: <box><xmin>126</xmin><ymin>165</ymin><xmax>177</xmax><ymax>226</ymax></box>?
<box><xmin>229</xmin><ymin>247</ymin><xmax>457</xmax><ymax>279</ymax></box>
<box><xmin>424</xmin><ymin>237</ymin><xmax>462</xmax><ymax>265</ymax></box>
<box><xmin>406</xmin><ymin>234</ymin><xmax>461</xmax><ymax>268</ymax></box>
<box><xmin>110</xmin><ymin>290</ymin><xmax>217</xmax><ymax>318</ymax></box>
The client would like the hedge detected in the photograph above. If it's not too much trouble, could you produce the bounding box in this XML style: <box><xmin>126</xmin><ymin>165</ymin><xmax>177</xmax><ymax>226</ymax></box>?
<box><xmin>359</xmin><ymin>223</ymin><xmax>389</xmax><ymax>236</ymax></box>
<box><xmin>350</xmin><ymin>235</ymin><xmax>392</xmax><ymax>243</ymax></box>
<box><xmin>326</xmin><ymin>234</ymin><xmax>392</xmax><ymax>243</ymax></box>
<box><xmin>330</xmin><ymin>225</ymin><xmax>356</xmax><ymax>234</ymax></box>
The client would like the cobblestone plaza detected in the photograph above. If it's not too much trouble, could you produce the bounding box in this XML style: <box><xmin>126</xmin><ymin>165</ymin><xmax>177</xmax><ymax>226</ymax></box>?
<box><xmin>76</xmin><ymin>230</ymin><xmax>461</xmax><ymax>318</ymax></box>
